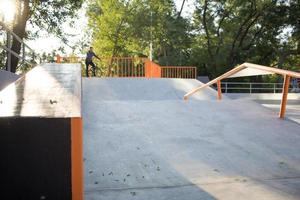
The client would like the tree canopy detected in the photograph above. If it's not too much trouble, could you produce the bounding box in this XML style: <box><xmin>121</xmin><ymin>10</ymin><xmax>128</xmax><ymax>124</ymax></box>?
<box><xmin>2</xmin><ymin>0</ymin><xmax>83</xmax><ymax>72</ymax></box>
<box><xmin>87</xmin><ymin>0</ymin><xmax>191</xmax><ymax>65</ymax></box>
<box><xmin>87</xmin><ymin>0</ymin><xmax>300</xmax><ymax>79</ymax></box>
<box><xmin>2</xmin><ymin>0</ymin><xmax>299</xmax><ymax>79</ymax></box>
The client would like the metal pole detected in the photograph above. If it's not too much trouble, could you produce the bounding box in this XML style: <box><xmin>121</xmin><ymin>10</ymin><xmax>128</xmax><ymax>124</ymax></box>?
<box><xmin>150</xmin><ymin>10</ymin><xmax>153</xmax><ymax>61</ymax></box>
<box><xmin>217</xmin><ymin>80</ymin><xmax>222</xmax><ymax>100</ymax></box>
<box><xmin>250</xmin><ymin>83</ymin><xmax>252</xmax><ymax>94</ymax></box>
<box><xmin>22</xmin><ymin>43</ymin><xmax>25</xmax><ymax>66</ymax></box>
<box><xmin>279</xmin><ymin>75</ymin><xmax>290</xmax><ymax>119</ymax></box>
<box><xmin>6</xmin><ymin>31</ymin><xmax>11</xmax><ymax>72</ymax></box>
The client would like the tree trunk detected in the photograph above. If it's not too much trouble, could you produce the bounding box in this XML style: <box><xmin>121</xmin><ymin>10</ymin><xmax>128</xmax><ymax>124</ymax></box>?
<box><xmin>5</xmin><ymin>0</ymin><xmax>30</xmax><ymax>73</ymax></box>
<box><xmin>177</xmin><ymin>0</ymin><xmax>186</xmax><ymax>18</ymax></box>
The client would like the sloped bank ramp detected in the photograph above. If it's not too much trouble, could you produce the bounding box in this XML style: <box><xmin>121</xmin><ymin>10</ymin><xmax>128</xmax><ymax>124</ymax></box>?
<box><xmin>83</xmin><ymin>78</ymin><xmax>300</xmax><ymax>200</ymax></box>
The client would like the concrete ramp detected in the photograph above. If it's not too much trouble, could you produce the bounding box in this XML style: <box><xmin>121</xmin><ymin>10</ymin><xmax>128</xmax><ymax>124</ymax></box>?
<box><xmin>83</xmin><ymin>78</ymin><xmax>300</xmax><ymax>200</ymax></box>
<box><xmin>0</xmin><ymin>69</ymin><xmax>20</xmax><ymax>91</ymax></box>
<box><xmin>84</xmin><ymin>78</ymin><xmax>221</xmax><ymax>101</ymax></box>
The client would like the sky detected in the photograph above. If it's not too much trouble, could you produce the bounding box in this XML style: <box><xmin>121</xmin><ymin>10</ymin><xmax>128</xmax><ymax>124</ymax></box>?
<box><xmin>26</xmin><ymin>0</ymin><xmax>196</xmax><ymax>56</ymax></box>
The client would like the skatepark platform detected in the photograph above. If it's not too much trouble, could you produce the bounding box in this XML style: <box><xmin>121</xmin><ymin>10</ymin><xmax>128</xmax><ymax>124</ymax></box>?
<box><xmin>83</xmin><ymin>78</ymin><xmax>300</xmax><ymax>200</ymax></box>
<box><xmin>0</xmin><ymin>64</ymin><xmax>83</xmax><ymax>199</ymax></box>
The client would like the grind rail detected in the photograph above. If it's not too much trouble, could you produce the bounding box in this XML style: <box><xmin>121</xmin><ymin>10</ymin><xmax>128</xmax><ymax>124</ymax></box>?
<box><xmin>184</xmin><ymin>62</ymin><xmax>300</xmax><ymax>119</ymax></box>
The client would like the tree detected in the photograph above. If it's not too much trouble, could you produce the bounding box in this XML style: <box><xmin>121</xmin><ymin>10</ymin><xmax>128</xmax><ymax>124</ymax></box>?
<box><xmin>87</xmin><ymin>0</ymin><xmax>300</xmax><ymax>79</ymax></box>
<box><xmin>191</xmin><ymin>0</ymin><xmax>300</xmax><ymax>78</ymax></box>
<box><xmin>87</xmin><ymin>0</ymin><xmax>192</xmax><ymax>75</ymax></box>
<box><xmin>4</xmin><ymin>0</ymin><xmax>83</xmax><ymax>73</ymax></box>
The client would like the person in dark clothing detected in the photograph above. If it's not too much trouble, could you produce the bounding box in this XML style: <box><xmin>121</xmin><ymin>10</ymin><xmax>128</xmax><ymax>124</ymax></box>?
<box><xmin>85</xmin><ymin>47</ymin><xmax>100</xmax><ymax>77</ymax></box>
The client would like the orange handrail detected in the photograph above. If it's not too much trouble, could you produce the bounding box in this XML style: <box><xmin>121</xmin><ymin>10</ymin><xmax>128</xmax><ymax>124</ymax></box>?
<box><xmin>161</xmin><ymin>66</ymin><xmax>197</xmax><ymax>79</ymax></box>
<box><xmin>184</xmin><ymin>62</ymin><xmax>300</xmax><ymax>118</ymax></box>
<box><xmin>56</xmin><ymin>55</ymin><xmax>197</xmax><ymax>79</ymax></box>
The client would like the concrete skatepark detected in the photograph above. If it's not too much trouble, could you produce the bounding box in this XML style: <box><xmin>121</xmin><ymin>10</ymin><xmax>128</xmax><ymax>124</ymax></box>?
<box><xmin>0</xmin><ymin>64</ymin><xmax>300</xmax><ymax>199</ymax></box>
<box><xmin>83</xmin><ymin>78</ymin><xmax>300</xmax><ymax>200</ymax></box>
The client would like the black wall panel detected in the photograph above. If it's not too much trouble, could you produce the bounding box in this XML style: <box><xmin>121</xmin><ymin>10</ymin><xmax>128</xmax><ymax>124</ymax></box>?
<box><xmin>0</xmin><ymin>117</ymin><xmax>72</xmax><ymax>200</ymax></box>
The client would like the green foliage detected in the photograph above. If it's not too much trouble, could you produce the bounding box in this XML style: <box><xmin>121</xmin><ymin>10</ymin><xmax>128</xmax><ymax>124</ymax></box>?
<box><xmin>2</xmin><ymin>0</ymin><xmax>84</xmax><ymax>73</ymax></box>
<box><xmin>87</xmin><ymin>0</ymin><xmax>191</xmax><ymax>66</ymax></box>
<box><xmin>191</xmin><ymin>0</ymin><xmax>300</xmax><ymax>78</ymax></box>
<box><xmin>86</xmin><ymin>0</ymin><xmax>300</xmax><ymax>79</ymax></box>
<box><xmin>28</xmin><ymin>0</ymin><xmax>83</xmax><ymax>40</ymax></box>
<box><xmin>0</xmin><ymin>50</ymin><xmax>5</xmax><ymax>70</ymax></box>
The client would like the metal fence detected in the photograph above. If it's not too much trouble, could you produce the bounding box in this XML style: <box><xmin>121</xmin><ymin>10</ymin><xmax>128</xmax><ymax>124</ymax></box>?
<box><xmin>56</xmin><ymin>55</ymin><xmax>198</xmax><ymax>79</ymax></box>
<box><xmin>217</xmin><ymin>82</ymin><xmax>291</xmax><ymax>93</ymax></box>
<box><xmin>0</xmin><ymin>21</ymin><xmax>40</xmax><ymax>71</ymax></box>
<box><xmin>161</xmin><ymin>66</ymin><xmax>197</xmax><ymax>79</ymax></box>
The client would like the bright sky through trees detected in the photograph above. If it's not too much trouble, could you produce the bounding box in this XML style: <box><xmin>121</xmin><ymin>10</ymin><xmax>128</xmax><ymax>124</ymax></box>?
<box><xmin>26</xmin><ymin>0</ymin><xmax>195</xmax><ymax>55</ymax></box>
<box><xmin>0</xmin><ymin>0</ymin><xmax>16</xmax><ymax>23</ymax></box>
<box><xmin>1</xmin><ymin>0</ymin><xmax>298</xmax><ymax>78</ymax></box>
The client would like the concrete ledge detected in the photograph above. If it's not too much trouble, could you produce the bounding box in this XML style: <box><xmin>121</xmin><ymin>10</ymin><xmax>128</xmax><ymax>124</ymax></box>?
<box><xmin>0</xmin><ymin>63</ymin><xmax>82</xmax><ymax>117</ymax></box>
<box><xmin>0</xmin><ymin>63</ymin><xmax>84</xmax><ymax>200</ymax></box>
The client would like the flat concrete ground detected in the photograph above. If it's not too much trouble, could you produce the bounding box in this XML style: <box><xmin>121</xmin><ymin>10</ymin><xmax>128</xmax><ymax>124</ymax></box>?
<box><xmin>257</xmin><ymin>100</ymin><xmax>300</xmax><ymax>124</ymax></box>
<box><xmin>83</xmin><ymin>78</ymin><xmax>300</xmax><ymax>200</ymax></box>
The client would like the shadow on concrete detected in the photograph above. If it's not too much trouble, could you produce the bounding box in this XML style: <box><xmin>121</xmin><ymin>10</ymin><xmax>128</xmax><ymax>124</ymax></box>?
<box><xmin>82</xmin><ymin>78</ymin><xmax>300</xmax><ymax>199</ymax></box>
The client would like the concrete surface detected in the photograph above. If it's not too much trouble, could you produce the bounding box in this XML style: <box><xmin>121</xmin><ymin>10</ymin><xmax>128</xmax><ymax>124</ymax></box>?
<box><xmin>0</xmin><ymin>64</ymin><xmax>81</xmax><ymax>117</ymax></box>
<box><xmin>226</xmin><ymin>93</ymin><xmax>300</xmax><ymax>124</ymax></box>
<box><xmin>83</xmin><ymin>78</ymin><xmax>300</xmax><ymax>200</ymax></box>
<box><xmin>256</xmin><ymin>100</ymin><xmax>300</xmax><ymax>124</ymax></box>
<box><xmin>84</xmin><ymin>78</ymin><xmax>222</xmax><ymax>101</ymax></box>
<box><xmin>0</xmin><ymin>69</ymin><xmax>20</xmax><ymax>91</ymax></box>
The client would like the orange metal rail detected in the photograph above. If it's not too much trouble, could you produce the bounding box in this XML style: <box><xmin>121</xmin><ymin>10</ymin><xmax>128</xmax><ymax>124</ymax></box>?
<box><xmin>105</xmin><ymin>57</ymin><xmax>146</xmax><ymax>77</ymax></box>
<box><xmin>145</xmin><ymin>59</ymin><xmax>161</xmax><ymax>78</ymax></box>
<box><xmin>184</xmin><ymin>62</ymin><xmax>300</xmax><ymax>119</ymax></box>
<box><xmin>56</xmin><ymin>55</ymin><xmax>197</xmax><ymax>79</ymax></box>
<box><xmin>161</xmin><ymin>66</ymin><xmax>197</xmax><ymax>79</ymax></box>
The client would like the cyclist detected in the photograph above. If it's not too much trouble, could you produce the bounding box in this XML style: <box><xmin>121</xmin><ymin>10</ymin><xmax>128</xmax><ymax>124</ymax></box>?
<box><xmin>85</xmin><ymin>47</ymin><xmax>100</xmax><ymax>77</ymax></box>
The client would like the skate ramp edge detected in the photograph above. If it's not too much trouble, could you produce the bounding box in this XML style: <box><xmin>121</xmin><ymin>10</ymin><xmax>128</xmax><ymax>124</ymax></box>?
<box><xmin>83</xmin><ymin>77</ymin><xmax>223</xmax><ymax>101</ymax></box>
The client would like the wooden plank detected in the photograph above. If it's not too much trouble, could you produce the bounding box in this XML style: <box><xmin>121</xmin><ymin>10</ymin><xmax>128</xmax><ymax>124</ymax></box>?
<box><xmin>279</xmin><ymin>75</ymin><xmax>290</xmax><ymax>119</ymax></box>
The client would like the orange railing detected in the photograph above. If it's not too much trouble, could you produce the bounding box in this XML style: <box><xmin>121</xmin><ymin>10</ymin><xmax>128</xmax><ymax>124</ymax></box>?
<box><xmin>161</xmin><ymin>66</ymin><xmax>197</xmax><ymax>79</ymax></box>
<box><xmin>184</xmin><ymin>62</ymin><xmax>300</xmax><ymax>119</ymax></box>
<box><xmin>105</xmin><ymin>57</ymin><xmax>146</xmax><ymax>77</ymax></box>
<box><xmin>145</xmin><ymin>59</ymin><xmax>197</xmax><ymax>79</ymax></box>
<box><xmin>56</xmin><ymin>55</ymin><xmax>197</xmax><ymax>79</ymax></box>
<box><xmin>145</xmin><ymin>59</ymin><xmax>161</xmax><ymax>78</ymax></box>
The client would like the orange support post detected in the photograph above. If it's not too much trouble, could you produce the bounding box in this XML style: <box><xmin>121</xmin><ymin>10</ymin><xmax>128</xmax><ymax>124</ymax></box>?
<box><xmin>217</xmin><ymin>80</ymin><xmax>222</xmax><ymax>100</ymax></box>
<box><xmin>145</xmin><ymin>59</ymin><xmax>150</xmax><ymax>78</ymax></box>
<box><xmin>157</xmin><ymin>64</ymin><xmax>161</xmax><ymax>78</ymax></box>
<box><xmin>71</xmin><ymin>117</ymin><xmax>84</xmax><ymax>200</ymax></box>
<box><xmin>279</xmin><ymin>75</ymin><xmax>290</xmax><ymax>119</ymax></box>
<box><xmin>56</xmin><ymin>54</ymin><xmax>61</xmax><ymax>63</ymax></box>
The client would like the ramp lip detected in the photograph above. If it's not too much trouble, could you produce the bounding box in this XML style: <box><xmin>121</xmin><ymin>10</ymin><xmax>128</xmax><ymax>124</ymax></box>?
<box><xmin>0</xmin><ymin>63</ymin><xmax>82</xmax><ymax>118</ymax></box>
